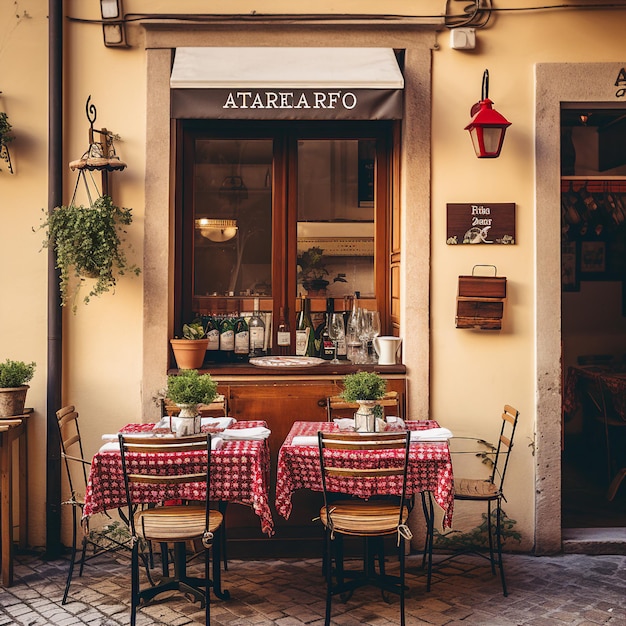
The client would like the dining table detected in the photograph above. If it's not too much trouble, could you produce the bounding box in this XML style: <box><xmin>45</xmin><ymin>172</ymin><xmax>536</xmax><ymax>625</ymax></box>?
<box><xmin>275</xmin><ymin>420</ymin><xmax>455</xmax><ymax>530</ymax></box>
<box><xmin>82</xmin><ymin>419</ymin><xmax>274</xmax><ymax>536</ymax></box>
<box><xmin>563</xmin><ymin>365</ymin><xmax>626</xmax><ymax>422</ymax></box>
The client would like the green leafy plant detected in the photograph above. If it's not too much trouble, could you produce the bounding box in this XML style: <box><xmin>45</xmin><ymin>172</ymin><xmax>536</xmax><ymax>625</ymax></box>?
<box><xmin>433</xmin><ymin>509</ymin><xmax>521</xmax><ymax>550</ymax></box>
<box><xmin>297</xmin><ymin>246</ymin><xmax>329</xmax><ymax>290</ymax></box>
<box><xmin>0</xmin><ymin>359</ymin><xmax>36</xmax><ymax>388</ymax></box>
<box><xmin>166</xmin><ymin>369</ymin><xmax>217</xmax><ymax>405</ymax></box>
<box><xmin>341</xmin><ymin>371</ymin><xmax>387</xmax><ymax>402</ymax></box>
<box><xmin>182</xmin><ymin>322</ymin><xmax>206</xmax><ymax>340</ymax></box>
<box><xmin>38</xmin><ymin>195</ymin><xmax>140</xmax><ymax>311</ymax></box>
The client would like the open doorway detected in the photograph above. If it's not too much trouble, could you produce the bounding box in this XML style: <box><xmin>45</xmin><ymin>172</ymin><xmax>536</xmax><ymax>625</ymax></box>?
<box><xmin>560</xmin><ymin>104</ymin><xmax>626</xmax><ymax>528</ymax></box>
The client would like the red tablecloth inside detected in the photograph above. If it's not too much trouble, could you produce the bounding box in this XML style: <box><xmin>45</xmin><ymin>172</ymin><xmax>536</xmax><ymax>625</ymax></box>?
<box><xmin>82</xmin><ymin>420</ymin><xmax>274</xmax><ymax>536</ymax></box>
<box><xmin>275</xmin><ymin>420</ymin><xmax>454</xmax><ymax>529</ymax></box>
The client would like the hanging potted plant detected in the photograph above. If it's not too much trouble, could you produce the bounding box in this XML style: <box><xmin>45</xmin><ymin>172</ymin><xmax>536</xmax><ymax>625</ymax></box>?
<box><xmin>166</xmin><ymin>369</ymin><xmax>218</xmax><ymax>436</ymax></box>
<box><xmin>170</xmin><ymin>322</ymin><xmax>209</xmax><ymax>370</ymax></box>
<box><xmin>0</xmin><ymin>360</ymin><xmax>36</xmax><ymax>418</ymax></box>
<box><xmin>340</xmin><ymin>371</ymin><xmax>387</xmax><ymax>432</ymax></box>
<box><xmin>38</xmin><ymin>195</ymin><xmax>140</xmax><ymax>311</ymax></box>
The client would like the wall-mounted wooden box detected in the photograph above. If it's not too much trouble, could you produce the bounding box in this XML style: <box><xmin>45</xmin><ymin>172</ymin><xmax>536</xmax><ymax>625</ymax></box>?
<box><xmin>456</xmin><ymin>266</ymin><xmax>506</xmax><ymax>330</ymax></box>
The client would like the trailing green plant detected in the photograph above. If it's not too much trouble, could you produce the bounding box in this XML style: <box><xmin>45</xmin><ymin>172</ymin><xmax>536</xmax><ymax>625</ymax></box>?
<box><xmin>166</xmin><ymin>369</ymin><xmax>217</xmax><ymax>405</ymax></box>
<box><xmin>341</xmin><ymin>371</ymin><xmax>387</xmax><ymax>402</ymax></box>
<box><xmin>182</xmin><ymin>322</ymin><xmax>206</xmax><ymax>340</ymax></box>
<box><xmin>433</xmin><ymin>509</ymin><xmax>521</xmax><ymax>550</ymax></box>
<box><xmin>0</xmin><ymin>359</ymin><xmax>36</xmax><ymax>388</ymax></box>
<box><xmin>38</xmin><ymin>195</ymin><xmax>140</xmax><ymax>311</ymax></box>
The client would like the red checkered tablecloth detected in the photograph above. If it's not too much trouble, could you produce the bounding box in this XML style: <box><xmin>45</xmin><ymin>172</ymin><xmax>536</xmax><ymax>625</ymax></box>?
<box><xmin>275</xmin><ymin>420</ymin><xmax>454</xmax><ymax>529</ymax></box>
<box><xmin>82</xmin><ymin>420</ymin><xmax>274</xmax><ymax>536</ymax></box>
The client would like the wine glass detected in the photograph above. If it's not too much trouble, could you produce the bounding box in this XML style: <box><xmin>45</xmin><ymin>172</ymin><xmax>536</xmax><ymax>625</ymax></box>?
<box><xmin>328</xmin><ymin>313</ymin><xmax>345</xmax><ymax>365</ymax></box>
<box><xmin>357</xmin><ymin>309</ymin><xmax>372</xmax><ymax>364</ymax></box>
<box><xmin>368</xmin><ymin>311</ymin><xmax>381</xmax><ymax>363</ymax></box>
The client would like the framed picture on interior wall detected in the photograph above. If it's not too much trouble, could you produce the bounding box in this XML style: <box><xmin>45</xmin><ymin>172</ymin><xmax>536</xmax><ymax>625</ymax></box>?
<box><xmin>580</xmin><ymin>240</ymin><xmax>607</xmax><ymax>277</ymax></box>
<box><xmin>561</xmin><ymin>241</ymin><xmax>579</xmax><ymax>292</ymax></box>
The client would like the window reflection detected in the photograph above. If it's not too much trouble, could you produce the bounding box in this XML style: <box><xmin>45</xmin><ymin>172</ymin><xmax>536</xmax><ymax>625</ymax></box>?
<box><xmin>297</xmin><ymin>139</ymin><xmax>375</xmax><ymax>299</ymax></box>
<box><xmin>193</xmin><ymin>140</ymin><xmax>273</xmax><ymax>297</ymax></box>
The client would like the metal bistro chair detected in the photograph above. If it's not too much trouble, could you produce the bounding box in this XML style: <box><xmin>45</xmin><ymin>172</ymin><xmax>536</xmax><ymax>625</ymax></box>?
<box><xmin>118</xmin><ymin>432</ymin><xmax>228</xmax><ymax>626</ymax></box>
<box><xmin>424</xmin><ymin>404</ymin><xmax>520</xmax><ymax>597</ymax></box>
<box><xmin>56</xmin><ymin>405</ymin><xmax>146</xmax><ymax>605</ymax></box>
<box><xmin>326</xmin><ymin>390</ymin><xmax>404</xmax><ymax>421</ymax></box>
<box><xmin>317</xmin><ymin>430</ymin><xmax>412</xmax><ymax>626</ymax></box>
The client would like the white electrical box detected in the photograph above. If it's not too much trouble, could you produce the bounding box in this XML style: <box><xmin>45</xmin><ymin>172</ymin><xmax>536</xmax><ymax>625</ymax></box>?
<box><xmin>450</xmin><ymin>28</ymin><xmax>476</xmax><ymax>50</ymax></box>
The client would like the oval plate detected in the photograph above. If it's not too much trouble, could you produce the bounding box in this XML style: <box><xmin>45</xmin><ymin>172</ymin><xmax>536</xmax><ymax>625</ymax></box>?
<box><xmin>249</xmin><ymin>356</ymin><xmax>325</xmax><ymax>368</ymax></box>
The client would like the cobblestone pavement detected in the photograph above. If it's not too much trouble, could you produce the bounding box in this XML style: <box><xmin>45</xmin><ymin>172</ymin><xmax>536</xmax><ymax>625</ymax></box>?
<box><xmin>0</xmin><ymin>550</ymin><xmax>625</xmax><ymax>625</ymax></box>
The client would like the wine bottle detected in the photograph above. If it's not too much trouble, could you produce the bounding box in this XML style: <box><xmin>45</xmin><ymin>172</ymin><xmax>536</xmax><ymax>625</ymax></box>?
<box><xmin>219</xmin><ymin>315</ymin><xmax>235</xmax><ymax>363</ymax></box>
<box><xmin>295</xmin><ymin>297</ymin><xmax>315</xmax><ymax>357</ymax></box>
<box><xmin>248</xmin><ymin>298</ymin><xmax>266</xmax><ymax>357</ymax></box>
<box><xmin>320</xmin><ymin>298</ymin><xmax>335</xmax><ymax>360</ymax></box>
<box><xmin>276</xmin><ymin>306</ymin><xmax>291</xmax><ymax>356</ymax></box>
<box><xmin>204</xmin><ymin>315</ymin><xmax>220</xmax><ymax>360</ymax></box>
<box><xmin>234</xmin><ymin>313</ymin><xmax>250</xmax><ymax>362</ymax></box>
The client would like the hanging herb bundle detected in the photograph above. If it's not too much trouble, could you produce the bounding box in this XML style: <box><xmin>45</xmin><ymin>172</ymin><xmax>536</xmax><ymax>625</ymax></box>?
<box><xmin>38</xmin><ymin>194</ymin><xmax>140</xmax><ymax>311</ymax></box>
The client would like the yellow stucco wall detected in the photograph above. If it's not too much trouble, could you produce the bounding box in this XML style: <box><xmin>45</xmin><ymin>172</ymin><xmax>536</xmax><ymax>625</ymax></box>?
<box><xmin>1</xmin><ymin>1</ymin><xmax>625</xmax><ymax>552</ymax></box>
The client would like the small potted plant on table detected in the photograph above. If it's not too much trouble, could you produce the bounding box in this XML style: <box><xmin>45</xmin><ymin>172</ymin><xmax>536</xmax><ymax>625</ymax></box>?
<box><xmin>0</xmin><ymin>360</ymin><xmax>36</xmax><ymax>418</ymax></box>
<box><xmin>165</xmin><ymin>369</ymin><xmax>218</xmax><ymax>436</ymax></box>
<box><xmin>340</xmin><ymin>371</ymin><xmax>387</xmax><ymax>432</ymax></box>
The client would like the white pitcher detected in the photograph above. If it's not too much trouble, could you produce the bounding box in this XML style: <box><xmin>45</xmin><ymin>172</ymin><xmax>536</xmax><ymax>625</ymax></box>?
<box><xmin>373</xmin><ymin>336</ymin><xmax>402</xmax><ymax>365</ymax></box>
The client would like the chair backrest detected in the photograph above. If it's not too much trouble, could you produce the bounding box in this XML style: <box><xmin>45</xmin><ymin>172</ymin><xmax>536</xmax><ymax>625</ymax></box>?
<box><xmin>56</xmin><ymin>405</ymin><xmax>90</xmax><ymax>501</ymax></box>
<box><xmin>118</xmin><ymin>433</ymin><xmax>213</xmax><ymax>536</ymax></box>
<box><xmin>318</xmin><ymin>430</ymin><xmax>411</xmax><ymax>524</ymax></box>
<box><xmin>489</xmin><ymin>404</ymin><xmax>520</xmax><ymax>492</ymax></box>
<box><xmin>326</xmin><ymin>390</ymin><xmax>403</xmax><ymax>421</ymax></box>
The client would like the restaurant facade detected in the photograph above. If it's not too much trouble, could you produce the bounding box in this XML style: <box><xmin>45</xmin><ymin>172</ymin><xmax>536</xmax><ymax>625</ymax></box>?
<box><xmin>1</xmin><ymin>0</ymin><xmax>626</xmax><ymax>558</ymax></box>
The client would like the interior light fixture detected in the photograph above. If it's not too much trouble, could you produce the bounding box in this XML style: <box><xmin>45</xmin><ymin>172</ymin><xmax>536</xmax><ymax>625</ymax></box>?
<box><xmin>465</xmin><ymin>69</ymin><xmax>511</xmax><ymax>158</ymax></box>
<box><xmin>195</xmin><ymin>218</ymin><xmax>239</xmax><ymax>243</ymax></box>
<box><xmin>99</xmin><ymin>0</ymin><xmax>127</xmax><ymax>47</ymax></box>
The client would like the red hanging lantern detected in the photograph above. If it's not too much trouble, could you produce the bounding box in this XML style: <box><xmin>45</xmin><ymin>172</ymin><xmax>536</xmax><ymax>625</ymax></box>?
<box><xmin>465</xmin><ymin>70</ymin><xmax>511</xmax><ymax>158</ymax></box>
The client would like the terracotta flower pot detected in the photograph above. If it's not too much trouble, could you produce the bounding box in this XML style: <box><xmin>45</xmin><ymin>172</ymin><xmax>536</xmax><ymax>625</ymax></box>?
<box><xmin>0</xmin><ymin>385</ymin><xmax>29</xmax><ymax>418</ymax></box>
<box><xmin>170</xmin><ymin>338</ymin><xmax>209</xmax><ymax>369</ymax></box>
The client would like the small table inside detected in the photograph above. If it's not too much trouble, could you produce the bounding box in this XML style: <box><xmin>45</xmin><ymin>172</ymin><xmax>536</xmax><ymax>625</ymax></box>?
<box><xmin>275</xmin><ymin>420</ymin><xmax>454</xmax><ymax>529</ymax></box>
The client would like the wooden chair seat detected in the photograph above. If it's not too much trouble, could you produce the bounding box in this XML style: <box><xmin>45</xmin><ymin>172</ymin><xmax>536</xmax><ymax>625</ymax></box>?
<box><xmin>454</xmin><ymin>478</ymin><xmax>500</xmax><ymax>499</ymax></box>
<box><xmin>134</xmin><ymin>506</ymin><xmax>223</xmax><ymax>543</ymax></box>
<box><xmin>320</xmin><ymin>500</ymin><xmax>409</xmax><ymax>536</ymax></box>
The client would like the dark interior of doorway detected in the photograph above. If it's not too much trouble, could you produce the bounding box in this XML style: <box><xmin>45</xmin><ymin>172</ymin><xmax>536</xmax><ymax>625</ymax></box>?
<box><xmin>560</xmin><ymin>106</ymin><xmax>626</xmax><ymax>528</ymax></box>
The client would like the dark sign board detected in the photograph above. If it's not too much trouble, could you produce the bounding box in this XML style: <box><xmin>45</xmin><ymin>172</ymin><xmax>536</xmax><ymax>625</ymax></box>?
<box><xmin>446</xmin><ymin>203</ymin><xmax>516</xmax><ymax>245</ymax></box>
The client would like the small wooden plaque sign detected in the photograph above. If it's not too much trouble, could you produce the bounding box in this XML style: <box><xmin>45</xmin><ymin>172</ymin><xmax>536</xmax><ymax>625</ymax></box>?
<box><xmin>446</xmin><ymin>203</ymin><xmax>516</xmax><ymax>245</ymax></box>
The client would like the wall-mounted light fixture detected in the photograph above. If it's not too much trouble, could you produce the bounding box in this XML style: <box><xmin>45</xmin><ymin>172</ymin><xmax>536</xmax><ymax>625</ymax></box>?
<box><xmin>100</xmin><ymin>0</ymin><xmax>127</xmax><ymax>47</ymax></box>
<box><xmin>465</xmin><ymin>70</ymin><xmax>511</xmax><ymax>158</ymax></box>
<box><xmin>195</xmin><ymin>218</ymin><xmax>239</xmax><ymax>243</ymax></box>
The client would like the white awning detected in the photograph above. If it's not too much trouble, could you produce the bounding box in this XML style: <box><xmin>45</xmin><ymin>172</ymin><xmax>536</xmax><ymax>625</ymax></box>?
<box><xmin>170</xmin><ymin>47</ymin><xmax>404</xmax><ymax>120</ymax></box>
<box><xmin>170</xmin><ymin>47</ymin><xmax>404</xmax><ymax>90</ymax></box>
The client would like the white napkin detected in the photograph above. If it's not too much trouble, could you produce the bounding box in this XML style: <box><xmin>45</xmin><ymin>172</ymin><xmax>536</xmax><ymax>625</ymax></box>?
<box><xmin>291</xmin><ymin>435</ymin><xmax>319</xmax><ymax>446</ymax></box>
<box><xmin>221</xmin><ymin>426</ymin><xmax>271</xmax><ymax>441</ymax></box>
<box><xmin>101</xmin><ymin>432</ymin><xmax>148</xmax><ymax>442</ymax></box>
<box><xmin>99</xmin><ymin>435</ymin><xmax>223</xmax><ymax>452</ymax></box>
<box><xmin>201</xmin><ymin>417</ymin><xmax>236</xmax><ymax>428</ymax></box>
<box><xmin>410</xmin><ymin>427</ymin><xmax>453</xmax><ymax>442</ymax></box>
<box><xmin>333</xmin><ymin>418</ymin><xmax>355</xmax><ymax>431</ymax></box>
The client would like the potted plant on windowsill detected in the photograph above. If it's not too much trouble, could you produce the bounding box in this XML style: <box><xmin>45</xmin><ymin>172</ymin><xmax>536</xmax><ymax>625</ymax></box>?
<box><xmin>166</xmin><ymin>369</ymin><xmax>218</xmax><ymax>436</ymax></box>
<box><xmin>170</xmin><ymin>322</ymin><xmax>209</xmax><ymax>370</ymax></box>
<box><xmin>297</xmin><ymin>246</ymin><xmax>330</xmax><ymax>296</ymax></box>
<box><xmin>37</xmin><ymin>195</ymin><xmax>141</xmax><ymax>312</ymax></box>
<box><xmin>0</xmin><ymin>359</ymin><xmax>36</xmax><ymax>418</ymax></box>
<box><xmin>341</xmin><ymin>371</ymin><xmax>387</xmax><ymax>432</ymax></box>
